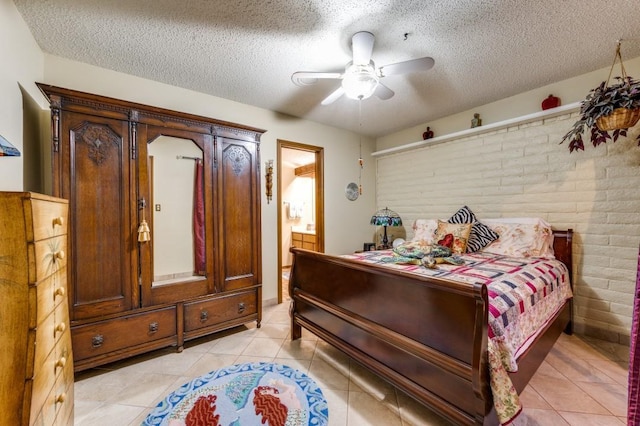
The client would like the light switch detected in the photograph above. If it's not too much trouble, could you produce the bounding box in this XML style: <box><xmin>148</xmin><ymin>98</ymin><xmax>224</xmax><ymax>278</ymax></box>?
<box><xmin>155</xmin><ymin>204</ymin><xmax>161</xmax><ymax>211</ymax></box>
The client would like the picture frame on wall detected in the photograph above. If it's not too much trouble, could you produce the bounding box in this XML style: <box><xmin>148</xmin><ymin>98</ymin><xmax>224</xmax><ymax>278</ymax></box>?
<box><xmin>0</xmin><ymin>134</ymin><xmax>20</xmax><ymax>157</ymax></box>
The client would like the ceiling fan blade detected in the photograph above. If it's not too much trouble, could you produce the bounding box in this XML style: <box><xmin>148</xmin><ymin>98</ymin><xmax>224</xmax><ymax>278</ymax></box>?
<box><xmin>352</xmin><ymin>31</ymin><xmax>375</xmax><ymax>65</ymax></box>
<box><xmin>378</xmin><ymin>57</ymin><xmax>435</xmax><ymax>77</ymax></box>
<box><xmin>291</xmin><ymin>71</ymin><xmax>343</xmax><ymax>86</ymax></box>
<box><xmin>321</xmin><ymin>86</ymin><xmax>345</xmax><ymax>105</ymax></box>
<box><xmin>374</xmin><ymin>82</ymin><xmax>394</xmax><ymax>100</ymax></box>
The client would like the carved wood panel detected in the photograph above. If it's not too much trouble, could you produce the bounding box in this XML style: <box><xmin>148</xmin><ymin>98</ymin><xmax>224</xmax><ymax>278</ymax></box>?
<box><xmin>220</xmin><ymin>140</ymin><xmax>259</xmax><ymax>290</ymax></box>
<box><xmin>61</xmin><ymin>113</ymin><xmax>136</xmax><ymax>319</ymax></box>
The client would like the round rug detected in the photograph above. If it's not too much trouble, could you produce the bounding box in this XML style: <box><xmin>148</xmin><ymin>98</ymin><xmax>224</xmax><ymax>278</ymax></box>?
<box><xmin>142</xmin><ymin>362</ymin><xmax>329</xmax><ymax>426</ymax></box>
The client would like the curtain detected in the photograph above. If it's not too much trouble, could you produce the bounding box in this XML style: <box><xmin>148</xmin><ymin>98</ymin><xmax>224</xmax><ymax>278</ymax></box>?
<box><xmin>193</xmin><ymin>159</ymin><xmax>206</xmax><ymax>275</ymax></box>
<box><xmin>629</xmin><ymin>245</ymin><xmax>640</xmax><ymax>425</ymax></box>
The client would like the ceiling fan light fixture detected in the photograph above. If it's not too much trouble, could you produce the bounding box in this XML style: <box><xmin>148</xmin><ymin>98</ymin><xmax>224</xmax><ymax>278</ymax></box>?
<box><xmin>341</xmin><ymin>62</ymin><xmax>379</xmax><ymax>100</ymax></box>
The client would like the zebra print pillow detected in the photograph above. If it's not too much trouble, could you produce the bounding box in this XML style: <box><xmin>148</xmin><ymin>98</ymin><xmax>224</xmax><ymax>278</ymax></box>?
<box><xmin>447</xmin><ymin>206</ymin><xmax>499</xmax><ymax>252</ymax></box>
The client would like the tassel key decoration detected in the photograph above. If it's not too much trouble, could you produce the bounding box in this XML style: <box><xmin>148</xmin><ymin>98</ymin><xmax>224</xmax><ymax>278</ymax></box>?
<box><xmin>138</xmin><ymin>219</ymin><xmax>151</xmax><ymax>242</ymax></box>
<box><xmin>137</xmin><ymin>197</ymin><xmax>151</xmax><ymax>242</ymax></box>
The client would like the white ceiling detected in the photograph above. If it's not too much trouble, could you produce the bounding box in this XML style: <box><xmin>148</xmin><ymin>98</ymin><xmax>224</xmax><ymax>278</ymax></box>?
<box><xmin>13</xmin><ymin>0</ymin><xmax>640</xmax><ymax>138</ymax></box>
<box><xmin>282</xmin><ymin>147</ymin><xmax>315</xmax><ymax>169</ymax></box>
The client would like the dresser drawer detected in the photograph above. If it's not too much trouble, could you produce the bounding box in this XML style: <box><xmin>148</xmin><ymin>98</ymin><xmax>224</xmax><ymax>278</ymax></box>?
<box><xmin>28</xmin><ymin>197</ymin><xmax>68</xmax><ymax>242</ymax></box>
<box><xmin>29</xmin><ymin>340</ymin><xmax>73</xmax><ymax>426</ymax></box>
<box><xmin>33</xmin><ymin>268</ymin><xmax>68</xmax><ymax>328</ymax></box>
<box><xmin>30</xmin><ymin>325</ymin><xmax>70</xmax><ymax>422</ymax></box>
<box><xmin>184</xmin><ymin>291</ymin><xmax>257</xmax><ymax>332</ymax></box>
<box><xmin>54</xmin><ymin>381</ymin><xmax>74</xmax><ymax>426</ymax></box>
<box><xmin>71</xmin><ymin>307</ymin><xmax>177</xmax><ymax>360</ymax></box>
<box><xmin>31</xmin><ymin>301</ymin><xmax>68</xmax><ymax>380</ymax></box>
<box><xmin>31</xmin><ymin>235</ymin><xmax>67</xmax><ymax>283</ymax></box>
<box><xmin>53</xmin><ymin>349</ymin><xmax>74</xmax><ymax>426</ymax></box>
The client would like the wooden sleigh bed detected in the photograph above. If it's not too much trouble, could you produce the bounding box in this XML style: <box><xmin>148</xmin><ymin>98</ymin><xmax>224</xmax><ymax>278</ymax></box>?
<box><xmin>289</xmin><ymin>229</ymin><xmax>573</xmax><ymax>425</ymax></box>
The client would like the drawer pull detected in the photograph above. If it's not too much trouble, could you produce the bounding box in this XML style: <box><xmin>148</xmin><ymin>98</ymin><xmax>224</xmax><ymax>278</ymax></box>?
<box><xmin>54</xmin><ymin>250</ymin><xmax>65</xmax><ymax>261</ymax></box>
<box><xmin>54</xmin><ymin>322</ymin><xmax>66</xmax><ymax>335</ymax></box>
<box><xmin>238</xmin><ymin>302</ymin><xmax>246</xmax><ymax>313</ymax></box>
<box><xmin>55</xmin><ymin>356</ymin><xmax>67</xmax><ymax>369</ymax></box>
<box><xmin>200</xmin><ymin>310</ymin><xmax>209</xmax><ymax>322</ymax></box>
<box><xmin>54</xmin><ymin>287</ymin><xmax>66</xmax><ymax>298</ymax></box>
<box><xmin>92</xmin><ymin>334</ymin><xmax>104</xmax><ymax>348</ymax></box>
<box><xmin>149</xmin><ymin>322</ymin><xmax>159</xmax><ymax>333</ymax></box>
<box><xmin>52</xmin><ymin>217</ymin><xmax>64</xmax><ymax>227</ymax></box>
<box><xmin>55</xmin><ymin>393</ymin><xmax>66</xmax><ymax>404</ymax></box>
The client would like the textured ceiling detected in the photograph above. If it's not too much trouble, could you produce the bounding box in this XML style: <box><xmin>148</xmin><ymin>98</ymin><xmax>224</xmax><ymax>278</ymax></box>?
<box><xmin>13</xmin><ymin>0</ymin><xmax>640</xmax><ymax>138</ymax></box>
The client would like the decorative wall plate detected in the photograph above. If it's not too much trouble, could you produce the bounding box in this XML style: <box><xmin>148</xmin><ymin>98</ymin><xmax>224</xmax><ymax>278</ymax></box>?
<box><xmin>345</xmin><ymin>182</ymin><xmax>359</xmax><ymax>201</ymax></box>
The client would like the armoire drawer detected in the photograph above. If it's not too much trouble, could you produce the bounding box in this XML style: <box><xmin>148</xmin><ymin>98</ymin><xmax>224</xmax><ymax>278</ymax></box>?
<box><xmin>184</xmin><ymin>292</ymin><xmax>257</xmax><ymax>332</ymax></box>
<box><xmin>71</xmin><ymin>307</ymin><xmax>177</xmax><ymax>360</ymax></box>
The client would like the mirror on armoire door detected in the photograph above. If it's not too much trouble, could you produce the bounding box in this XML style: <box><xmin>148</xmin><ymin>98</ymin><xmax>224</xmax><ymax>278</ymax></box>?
<box><xmin>147</xmin><ymin>135</ymin><xmax>206</xmax><ymax>287</ymax></box>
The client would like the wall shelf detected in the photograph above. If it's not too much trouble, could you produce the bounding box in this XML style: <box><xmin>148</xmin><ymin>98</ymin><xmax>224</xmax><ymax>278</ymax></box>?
<box><xmin>372</xmin><ymin>102</ymin><xmax>580</xmax><ymax>157</ymax></box>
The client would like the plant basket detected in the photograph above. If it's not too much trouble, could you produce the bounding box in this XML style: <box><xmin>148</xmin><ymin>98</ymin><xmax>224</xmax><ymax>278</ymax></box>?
<box><xmin>560</xmin><ymin>40</ymin><xmax>640</xmax><ymax>152</ymax></box>
<box><xmin>596</xmin><ymin>107</ymin><xmax>640</xmax><ymax>131</ymax></box>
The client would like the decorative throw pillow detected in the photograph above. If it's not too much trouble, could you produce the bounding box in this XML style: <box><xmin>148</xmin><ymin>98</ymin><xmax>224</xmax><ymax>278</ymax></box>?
<box><xmin>447</xmin><ymin>206</ymin><xmax>500</xmax><ymax>253</ymax></box>
<box><xmin>435</xmin><ymin>220</ymin><xmax>472</xmax><ymax>254</ymax></box>
<box><xmin>411</xmin><ymin>219</ymin><xmax>439</xmax><ymax>245</ymax></box>
<box><xmin>482</xmin><ymin>219</ymin><xmax>555</xmax><ymax>258</ymax></box>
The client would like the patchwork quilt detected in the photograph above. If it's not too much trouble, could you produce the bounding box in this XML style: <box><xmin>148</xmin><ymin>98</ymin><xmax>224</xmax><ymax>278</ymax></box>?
<box><xmin>343</xmin><ymin>249</ymin><xmax>573</xmax><ymax>424</ymax></box>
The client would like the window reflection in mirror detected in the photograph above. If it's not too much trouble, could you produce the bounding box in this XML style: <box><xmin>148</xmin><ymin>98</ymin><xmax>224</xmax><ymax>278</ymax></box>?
<box><xmin>148</xmin><ymin>136</ymin><xmax>205</xmax><ymax>286</ymax></box>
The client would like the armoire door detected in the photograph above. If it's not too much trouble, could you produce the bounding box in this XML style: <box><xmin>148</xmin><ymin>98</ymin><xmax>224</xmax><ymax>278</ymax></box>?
<box><xmin>137</xmin><ymin>125</ymin><xmax>216</xmax><ymax>306</ymax></box>
<box><xmin>218</xmin><ymin>138</ymin><xmax>262</xmax><ymax>291</ymax></box>
<box><xmin>56</xmin><ymin>112</ymin><xmax>138</xmax><ymax>320</ymax></box>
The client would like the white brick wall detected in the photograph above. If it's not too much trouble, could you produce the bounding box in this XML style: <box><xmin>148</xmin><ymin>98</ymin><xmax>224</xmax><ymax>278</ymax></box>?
<box><xmin>375</xmin><ymin>111</ymin><xmax>640</xmax><ymax>344</ymax></box>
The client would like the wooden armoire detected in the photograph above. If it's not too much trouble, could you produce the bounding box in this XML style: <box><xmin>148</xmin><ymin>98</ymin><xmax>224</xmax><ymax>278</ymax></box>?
<box><xmin>37</xmin><ymin>84</ymin><xmax>264</xmax><ymax>372</ymax></box>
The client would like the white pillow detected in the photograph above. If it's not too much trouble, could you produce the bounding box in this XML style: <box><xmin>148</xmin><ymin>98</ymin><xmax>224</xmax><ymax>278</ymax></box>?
<box><xmin>410</xmin><ymin>219</ymin><xmax>439</xmax><ymax>245</ymax></box>
<box><xmin>482</xmin><ymin>217</ymin><xmax>552</xmax><ymax>225</ymax></box>
<box><xmin>482</xmin><ymin>218</ymin><xmax>555</xmax><ymax>258</ymax></box>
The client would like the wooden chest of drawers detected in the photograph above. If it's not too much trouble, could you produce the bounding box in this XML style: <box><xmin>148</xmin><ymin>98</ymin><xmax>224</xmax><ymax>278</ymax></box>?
<box><xmin>0</xmin><ymin>192</ymin><xmax>73</xmax><ymax>425</ymax></box>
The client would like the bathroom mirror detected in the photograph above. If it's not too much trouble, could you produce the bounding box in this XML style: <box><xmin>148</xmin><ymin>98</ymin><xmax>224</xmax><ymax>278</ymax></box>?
<box><xmin>147</xmin><ymin>135</ymin><xmax>205</xmax><ymax>286</ymax></box>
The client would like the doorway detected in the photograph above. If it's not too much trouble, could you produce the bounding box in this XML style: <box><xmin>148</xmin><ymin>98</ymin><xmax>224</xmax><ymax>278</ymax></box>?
<box><xmin>277</xmin><ymin>140</ymin><xmax>324</xmax><ymax>304</ymax></box>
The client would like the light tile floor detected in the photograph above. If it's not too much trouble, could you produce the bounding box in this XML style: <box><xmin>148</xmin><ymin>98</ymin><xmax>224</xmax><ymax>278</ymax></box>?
<box><xmin>74</xmin><ymin>297</ymin><xmax>630</xmax><ymax>425</ymax></box>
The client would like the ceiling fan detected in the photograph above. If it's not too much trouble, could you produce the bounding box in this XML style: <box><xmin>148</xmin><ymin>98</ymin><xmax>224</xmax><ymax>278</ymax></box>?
<box><xmin>291</xmin><ymin>31</ymin><xmax>435</xmax><ymax>105</ymax></box>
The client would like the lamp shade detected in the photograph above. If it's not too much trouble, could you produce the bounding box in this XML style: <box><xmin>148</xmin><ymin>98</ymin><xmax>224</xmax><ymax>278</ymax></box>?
<box><xmin>370</xmin><ymin>207</ymin><xmax>402</xmax><ymax>227</ymax></box>
<box><xmin>341</xmin><ymin>62</ymin><xmax>379</xmax><ymax>100</ymax></box>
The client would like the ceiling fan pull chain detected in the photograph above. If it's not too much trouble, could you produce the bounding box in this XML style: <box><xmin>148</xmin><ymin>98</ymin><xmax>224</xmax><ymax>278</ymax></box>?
<box><xmin>358</xmin><ymin>99</ymin><xmax>364</xmax><ymax>195</ymax></box>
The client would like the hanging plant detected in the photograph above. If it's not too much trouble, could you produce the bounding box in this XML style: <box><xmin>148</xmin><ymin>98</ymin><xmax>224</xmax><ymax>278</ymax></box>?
<box><xmin>561</xmin><ymin>41</ymin><xmax>640</xmax><ymax>152</ymax></box>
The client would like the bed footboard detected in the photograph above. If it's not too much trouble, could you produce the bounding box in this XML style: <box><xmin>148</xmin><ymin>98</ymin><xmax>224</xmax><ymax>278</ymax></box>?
<box><xmin>289</xmin><ymin>248</ymin><xmax>493</xmax><ymax>425</ymax></box>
